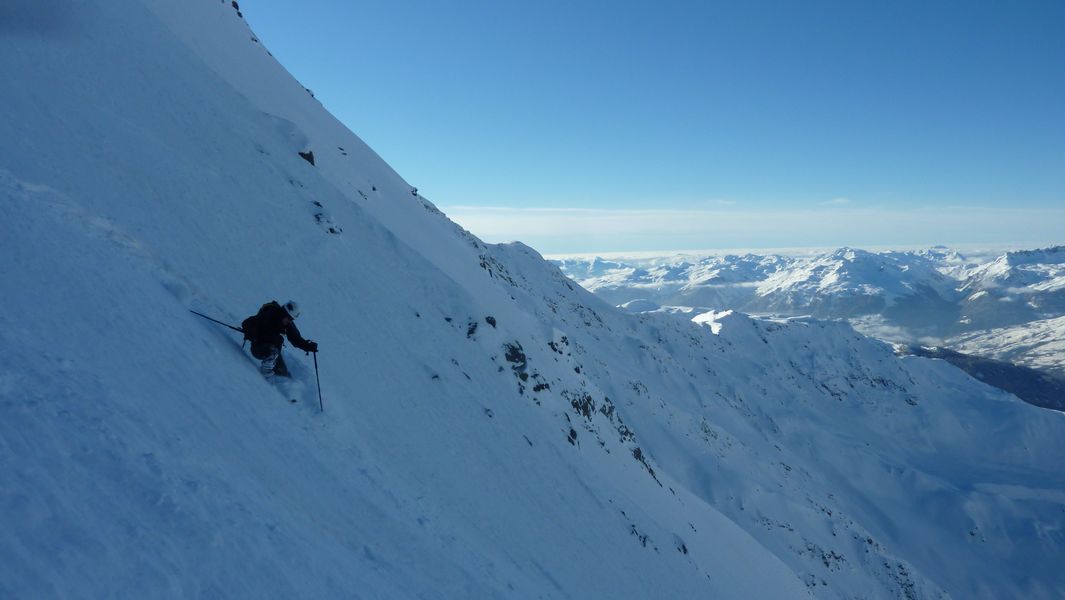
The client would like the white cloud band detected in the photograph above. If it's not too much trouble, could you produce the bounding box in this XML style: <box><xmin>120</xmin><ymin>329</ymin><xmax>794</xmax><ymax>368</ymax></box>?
<box><xmin>440</xmin><ymin>205</ymin><xmax>1065</xmax><ymax>254</ymax></box>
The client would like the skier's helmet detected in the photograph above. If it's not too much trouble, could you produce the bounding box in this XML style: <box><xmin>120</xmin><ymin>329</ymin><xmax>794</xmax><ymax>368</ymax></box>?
<box><xmin>283</xmin><ymin>300</ymin><xmax>301</xmax><ymax>320</ymax></box>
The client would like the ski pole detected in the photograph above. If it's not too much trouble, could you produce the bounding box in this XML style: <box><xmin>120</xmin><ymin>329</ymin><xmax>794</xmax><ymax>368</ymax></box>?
<box><xmin>313</xmin><ymin>351</ymin><xmax>324</xmax><ymax>412</ymax></box>
<box><xmin>189</xmin><ymin>309</ymin><xmax>244</xmax><ymax>334</ymax></box>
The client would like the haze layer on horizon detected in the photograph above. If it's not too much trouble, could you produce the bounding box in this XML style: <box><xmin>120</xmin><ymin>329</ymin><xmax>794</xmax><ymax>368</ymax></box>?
<box><xmin>442</xmin><ymin>204</ymin><xmax>1065</xmax><ymax>256</ymax></box>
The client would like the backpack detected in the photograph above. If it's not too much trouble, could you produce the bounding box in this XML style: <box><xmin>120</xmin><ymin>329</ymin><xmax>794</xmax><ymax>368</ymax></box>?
<box><xmin>242</xmin><ymin>301</ymin><xmax>284</xmax><ymax>342</ymax></box>
<box><xmin>241</xmin><ymin>314</ymin><xmax>261</xmax><ymax>341</ymax></box>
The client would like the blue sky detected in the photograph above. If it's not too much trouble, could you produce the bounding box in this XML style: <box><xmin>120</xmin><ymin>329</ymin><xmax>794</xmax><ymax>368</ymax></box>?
<box><xmin>246</xmin><ymin>1</ymin><xmax>1064</xmax><ymax>254</ymax></box>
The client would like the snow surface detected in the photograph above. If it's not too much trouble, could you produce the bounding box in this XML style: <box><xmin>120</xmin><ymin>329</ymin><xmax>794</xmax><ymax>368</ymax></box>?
<box><xmin>2</xmin><ymin>2</ymin><xmax>1065</xmax><ymax>599</ymax></box>
<box><xmin>949</xmin><ymin>315</ymin><xmax>1065</xmax><ymax>376</ymax></box>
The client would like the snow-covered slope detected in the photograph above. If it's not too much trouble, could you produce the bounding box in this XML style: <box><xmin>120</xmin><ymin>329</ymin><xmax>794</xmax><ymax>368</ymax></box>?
<box><xmin>751</xmin><ymin>248</ymin><xmax>960</xmax><ymax>325</ymax></box>
<box><xmin>959</xmin><ymin>247</ymin><xmax>1065</xmax><ymax>326</ymax></box>
<box><xmin>949</xmin><ymin>315</ymin><xmax>1065</xmax><ymax>376</ymax></box>
<box><xmin>3</xmin><ymin>2</ymin><xmax>1065</xmax><ymax>599</ymax></box>
<box><xmin>962</xmin><ymin>247</ymin><xmax>1065</xmax><ymax>291</ymax></box>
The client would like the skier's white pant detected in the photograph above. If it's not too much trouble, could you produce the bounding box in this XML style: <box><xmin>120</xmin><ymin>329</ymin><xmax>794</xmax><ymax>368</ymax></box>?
<box><xmin>259</xmin><ymin>345</ymin><xmax>280</xmax><ymax>375</ymax></box>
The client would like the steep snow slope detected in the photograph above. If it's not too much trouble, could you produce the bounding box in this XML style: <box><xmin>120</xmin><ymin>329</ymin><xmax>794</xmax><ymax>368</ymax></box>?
<box><xmin>899</xmin><ymin>344</ymin><xmax>1065</xmax><ymax>411</ymax></box>
<box><xmin>0</xmin><ymin>3</ymin><xmax>804</xmax><ymax>597</ymax></box>
<box><xmin>2</xmin><ymin>2</ymin><xmax>1065</xmax><ymax>599</ymax></box>
<box><xmin>141</xmin><ymin>0</ymin><xmax>518</xmax><ymax>319</ymax></box>
<box><xmin>488</xmin><ymin>249</ymin><xmax>1065</xmax><ymax>598</ymax></box>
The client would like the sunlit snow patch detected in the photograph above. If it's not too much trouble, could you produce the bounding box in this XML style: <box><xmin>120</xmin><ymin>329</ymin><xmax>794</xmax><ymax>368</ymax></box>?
<box><xmin>692</xmin><ymin>309</ymin><xmax>733</xmax><ymax>335</ymax></box>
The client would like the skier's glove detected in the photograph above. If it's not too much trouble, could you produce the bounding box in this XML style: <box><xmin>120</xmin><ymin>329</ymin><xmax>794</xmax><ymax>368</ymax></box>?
<box><xmin>307</xmin><ymin>341</ymin><xmax>318</xmax><ymax>353</ymax></box>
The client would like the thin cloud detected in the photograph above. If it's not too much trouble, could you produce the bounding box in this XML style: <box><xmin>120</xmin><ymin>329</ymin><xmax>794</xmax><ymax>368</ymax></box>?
<box><xmin>439</xmin><ymin>205</ymin><xmax>1065</xmax><ymax>254</ymax></box>
<box><xmin>821</xmin><ymin>197</ymin><xmax>851</xmax><ymax>205</ymax></box>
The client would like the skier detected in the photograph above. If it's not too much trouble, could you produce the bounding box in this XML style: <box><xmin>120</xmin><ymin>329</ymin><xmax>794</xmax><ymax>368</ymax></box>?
<box><xmin>241</xmin><ymin>300</ymin><xmax>318</xmax><ymax>377</ymax></box>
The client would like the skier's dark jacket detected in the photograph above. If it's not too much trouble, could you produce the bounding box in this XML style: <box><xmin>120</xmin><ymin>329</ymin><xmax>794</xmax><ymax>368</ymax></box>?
<box><xmin>241</xmin><ymin>301</ymin><xmax>315</xmax><ymax>352</ymax></box>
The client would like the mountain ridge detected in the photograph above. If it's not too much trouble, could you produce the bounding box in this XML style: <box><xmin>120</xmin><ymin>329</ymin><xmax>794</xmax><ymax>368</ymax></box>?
<box><xmin>557</xmin><ymin>245</ymin><xmax>1065</xmax><ymax>363</ymax></box>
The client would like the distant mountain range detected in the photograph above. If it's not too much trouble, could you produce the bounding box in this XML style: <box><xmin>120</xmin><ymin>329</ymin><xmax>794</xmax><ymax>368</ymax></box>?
<box><xmin>553</xmin><ymin>245</ymin><xmax>1065</xmax><ymax>376</ymax></box>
